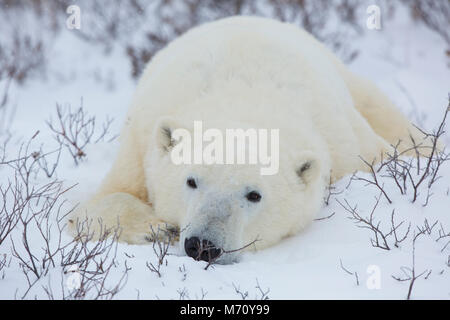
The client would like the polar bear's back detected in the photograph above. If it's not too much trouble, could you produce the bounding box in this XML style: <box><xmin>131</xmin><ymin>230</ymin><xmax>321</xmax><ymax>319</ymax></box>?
<box><xmin>128</xmin><ymin>16</ymin><xmax>390</xmax><ymax>180</ymax></box>
<box><xmin>135</xmin><ymin>16</ymin><xmax>352</xmax><ymax>117</ymax></box>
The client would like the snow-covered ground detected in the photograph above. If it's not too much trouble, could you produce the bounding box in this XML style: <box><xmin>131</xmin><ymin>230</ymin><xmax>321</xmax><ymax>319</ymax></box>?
<box><xmin>0</xmin><ymin>5</ymin><xmax>449</xmax><ymax>299</ymax></box>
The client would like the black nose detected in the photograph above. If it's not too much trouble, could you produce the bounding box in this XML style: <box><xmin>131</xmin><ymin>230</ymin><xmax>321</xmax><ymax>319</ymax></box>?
<box><xmin>184</xmin><ymin>237</ymin><xmax>221</xmax><ymax>262</ymax></box>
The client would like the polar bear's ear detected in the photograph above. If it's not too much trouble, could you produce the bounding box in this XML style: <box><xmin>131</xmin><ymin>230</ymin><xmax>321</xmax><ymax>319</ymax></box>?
<box><xmin>296</xmin><ymin>151</ymin><xmax>320</xmax><ymax>185</ymax></box>
<box><xmin>154</xmin><ymin>117</ymin><xmax>187</xmax><ymax>153</ymax></box>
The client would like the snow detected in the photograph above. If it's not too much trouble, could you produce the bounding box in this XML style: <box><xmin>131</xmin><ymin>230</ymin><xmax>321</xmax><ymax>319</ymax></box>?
<box><xmin>0</xmin><ymin>5</ymin><xmax>449</xmax><ymax>299</ymax></box>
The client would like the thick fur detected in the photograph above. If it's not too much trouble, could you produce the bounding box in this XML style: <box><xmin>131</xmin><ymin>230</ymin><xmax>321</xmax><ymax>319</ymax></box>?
<box><xmin>69</xmin><ymin>16</ymin><xmax>424</xmax><ymax>262</ymax></box>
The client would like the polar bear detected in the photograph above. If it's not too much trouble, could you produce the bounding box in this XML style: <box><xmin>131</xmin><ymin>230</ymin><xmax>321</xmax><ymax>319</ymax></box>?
<box><xmin>70</xmin><ymin>16</ymin><xmax>424</xmax><ymax>264</ymax></box>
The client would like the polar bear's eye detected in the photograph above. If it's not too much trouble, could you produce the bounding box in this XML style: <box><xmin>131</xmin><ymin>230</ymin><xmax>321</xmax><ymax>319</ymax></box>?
<box><xmin>186</xmin><ymin>178</ymin><xmax>197</xmax><ymax>189</ymax></box>
<box><xmin>246</xmin><ymin>191</ymin><xmax>261</xmax><ymax>203</ymax></box>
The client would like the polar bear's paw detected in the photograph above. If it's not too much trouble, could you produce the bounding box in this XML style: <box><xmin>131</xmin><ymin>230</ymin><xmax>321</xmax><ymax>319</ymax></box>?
<box><xmin>115</xmin><ymin>221</ymin><xmax>179</xmax><ymax>245</ymax></box>
<box><xmin>144</xmin><ymin>223</ymin><xmax>180</xmax><ymax>245</ymax></box>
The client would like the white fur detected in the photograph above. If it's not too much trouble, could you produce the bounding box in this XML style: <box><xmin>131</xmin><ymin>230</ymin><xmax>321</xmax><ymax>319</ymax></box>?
<box><xmin>70</xmin><ymin>16</ymin><xmax>422</xmax><ymax>263</ymax></box>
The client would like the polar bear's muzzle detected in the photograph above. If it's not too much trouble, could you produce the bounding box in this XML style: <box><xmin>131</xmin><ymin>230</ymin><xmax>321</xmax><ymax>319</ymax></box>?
<box><xmin>180</xmin><ymin>196</ymin><xmax>244</xmax><ymax>264</ymax></box>
<box><xmin>184</xmin><ymin>237</ymin><xmax>222</xmax><ymax>262</ymax></box>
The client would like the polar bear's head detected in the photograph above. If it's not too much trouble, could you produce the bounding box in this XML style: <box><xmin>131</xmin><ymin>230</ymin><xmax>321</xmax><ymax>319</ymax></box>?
<box><xmin>146</xmin><ymin>118</ymin><xmax>326</xmax><ymax>264</ymax></box>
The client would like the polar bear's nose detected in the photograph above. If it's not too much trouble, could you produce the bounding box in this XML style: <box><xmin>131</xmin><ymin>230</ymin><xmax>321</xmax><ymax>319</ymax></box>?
<box><xmin>184</xmin><ymin>237</ymin><xmax>221</xmax><ymax>262</ymax></box>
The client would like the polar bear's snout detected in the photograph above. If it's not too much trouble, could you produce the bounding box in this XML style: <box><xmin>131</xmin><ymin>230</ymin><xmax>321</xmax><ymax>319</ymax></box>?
<box><xmin>184</xmin><ymin>237</ymin><xmax>222</xmax><ymax>262</ymax></box>
<box><xmin>180</xmin><ymin>194</ymin><xmax>246</xmax><ymax>264</ymax></box>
